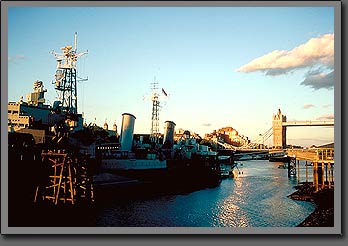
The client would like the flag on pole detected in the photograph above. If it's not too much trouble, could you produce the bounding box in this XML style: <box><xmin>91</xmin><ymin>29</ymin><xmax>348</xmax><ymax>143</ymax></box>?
<box><xmin>162</xmin><ymin>88</ymin><xmax>168</xmax><ymax>96</ymax></box>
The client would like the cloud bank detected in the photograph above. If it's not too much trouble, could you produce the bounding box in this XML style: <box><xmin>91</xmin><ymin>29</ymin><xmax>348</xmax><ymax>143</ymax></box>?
<box><xmin>316</xmin><ymin>114</ymin><xmax>334</xmax><ymax>121</ymax></box>
<box><xmin>236</xmin><ymin>33</ymin><xmax>334</xmax><ymax>90</ymax></box>
<box><xmin>300</xmin><ymin>70</ymin><xmax>334</xmax><ymax>90</ymax></box>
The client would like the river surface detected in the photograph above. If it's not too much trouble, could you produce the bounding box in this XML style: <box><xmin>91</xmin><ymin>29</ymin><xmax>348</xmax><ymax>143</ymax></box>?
<box><xmin>95</xmin><ymin>160</ymin><xmax>316</xmax><ymax>227</ymax></box>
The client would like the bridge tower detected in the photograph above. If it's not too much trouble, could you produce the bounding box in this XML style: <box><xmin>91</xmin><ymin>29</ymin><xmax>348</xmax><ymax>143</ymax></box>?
<box><xmin>272</xmin><ymin>109</ymin><xmax>287</xmax><ymax>148</ymax></box>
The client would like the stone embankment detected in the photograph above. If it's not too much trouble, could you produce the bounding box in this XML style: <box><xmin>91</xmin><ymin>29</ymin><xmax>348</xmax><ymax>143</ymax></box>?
<box><xmin>288</xmin><ymin>182</ymin><xmax>334</xmax><ymax>227</ymax></box>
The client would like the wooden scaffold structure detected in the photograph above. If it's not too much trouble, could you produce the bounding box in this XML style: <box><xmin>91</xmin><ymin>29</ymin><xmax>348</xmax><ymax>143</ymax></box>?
<box><xmin>34</xmin><ymin>151</ymin><xmax>94</xmax><ymax>205</ymax></box>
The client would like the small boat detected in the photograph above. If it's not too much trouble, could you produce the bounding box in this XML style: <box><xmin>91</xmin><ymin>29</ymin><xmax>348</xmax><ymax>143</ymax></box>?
<box><xmin>219</xmin><ymin>164</ymin><xmax>231</xmax><ymax>178</ymax></box>
<box><xmin>278</xmin><ymin>163</ymin><xmax>287</xmax><ymax>169</ymax></box>
<box><xmin>269</xmin><ymin>152</ymin><xmax>291</xmax><ymax>162</ymax></box>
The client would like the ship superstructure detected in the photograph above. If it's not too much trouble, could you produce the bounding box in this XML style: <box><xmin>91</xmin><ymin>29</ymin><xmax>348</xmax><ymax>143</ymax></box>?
<box><xmin>8</xmin><ymin>33</ymin><xmax>94</xmax><ymax>206</ymax></box>
<box><xmin>8</xmin><ymin>33</ymin><xmax>87</xmax><ymax>137</ymax></box>
<box><xmin>8</xmin><ymin>80</ymin><xmax>51</xmax><ymax>133</ymax></box>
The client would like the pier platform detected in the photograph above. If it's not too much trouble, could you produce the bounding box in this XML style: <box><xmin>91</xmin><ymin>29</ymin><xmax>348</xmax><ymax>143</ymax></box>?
<box><xmin>286</xmin><ymin>148</ymin><xmax>334</xmax><ymax>191</ymax></box>
<box><xmin>286</xmin><ymin>148</ymin><xmax>334</xmax><ymax>164</ymax></box>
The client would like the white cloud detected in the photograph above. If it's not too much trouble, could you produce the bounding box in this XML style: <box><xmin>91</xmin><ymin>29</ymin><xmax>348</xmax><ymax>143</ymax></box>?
<box><xmin>236</xmin><ymin>34</ymin><xmax>334</xmax><ymax>90</ymax></box>
<box><xmin>202</xmin><ymin>123</ymin><xmax>212</xmax><ymax>127</ymax></box>
<box><xmin>8</xmin><ymin>54</ymin><xmax>26</xmax><ymax>62</ymax></box>
<box><xmin>236</xmin><ymin>33</ymin><xmax>334</xmax><ymax>74</ymax></box>
<box><xmin>302</xmin><ymin>104</ymin><xmax>315</xmax><ymax>109</ymax></box>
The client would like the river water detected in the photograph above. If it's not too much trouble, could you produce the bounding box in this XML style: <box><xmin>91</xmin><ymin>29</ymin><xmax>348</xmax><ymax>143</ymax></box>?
<box><xmin>95</xmin><ymin>160</ymin><xmax>316</xmax><ymax>227</ymax></box>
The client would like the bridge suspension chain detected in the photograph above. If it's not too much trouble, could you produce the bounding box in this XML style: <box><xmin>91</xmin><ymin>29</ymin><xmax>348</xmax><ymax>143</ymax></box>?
<box><xmin>262</xmin><ymin>127</ymin><xmax>273</xmax><ymax>142</ymax></box>
<box><xmin>239</xmin><ymin>127</ymin><xmax>273</xmax><ymax>149</ymax></box>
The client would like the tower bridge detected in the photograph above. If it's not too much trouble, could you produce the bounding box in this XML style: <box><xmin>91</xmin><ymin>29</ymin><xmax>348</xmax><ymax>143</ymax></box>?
<box><xmin>206</xmin><ymin>109</ymin><xmax>334</xmax><ymax>151</ymax></box>
<box><xmin>272</xmin><ymin>109</ymin><xmax>334</xmax><ymax>148</ymax></box>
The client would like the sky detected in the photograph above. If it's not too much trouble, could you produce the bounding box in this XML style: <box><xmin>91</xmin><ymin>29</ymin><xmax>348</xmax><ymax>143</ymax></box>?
<box><xmin>7</xmin><ymin>5</ymin><xmax>335</xmax><ymax>147</ymax></box>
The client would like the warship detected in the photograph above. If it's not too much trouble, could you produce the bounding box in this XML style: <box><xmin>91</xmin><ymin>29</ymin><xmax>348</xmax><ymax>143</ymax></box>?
<box><xmin>95</xmin><ymin>80</ymin><xmax>236</xmax><ymax>186</ymax></box>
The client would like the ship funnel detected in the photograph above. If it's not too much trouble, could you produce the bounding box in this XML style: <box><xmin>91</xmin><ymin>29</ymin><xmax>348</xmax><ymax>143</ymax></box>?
<box><xmin>120</xmin><ymin>113</ymin><xmax>136</xmax><ymax>151</ymax></box>
<box><xmin>163</xmin><ymin>121</ymin><xmax>176</xmax><ymax>147</ymax></box>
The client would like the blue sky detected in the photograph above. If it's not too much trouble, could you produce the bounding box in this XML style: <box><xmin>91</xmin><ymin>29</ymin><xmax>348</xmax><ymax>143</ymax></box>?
<box><xmin>7</xmin><ymin>6</ymin><xmax>335</xmax><ymax>147</ymax></box>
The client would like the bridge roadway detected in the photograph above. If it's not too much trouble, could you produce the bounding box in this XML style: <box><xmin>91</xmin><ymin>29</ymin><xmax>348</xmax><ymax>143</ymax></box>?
<box><xmin>232</xmin><ymin>148</ymin><xmax>334</xmax><ymax>164</ymax></box>
<box><xmin>283</xmin><ymin>120</ymin><xmax>334</xmax><ymax>127</ymax></box>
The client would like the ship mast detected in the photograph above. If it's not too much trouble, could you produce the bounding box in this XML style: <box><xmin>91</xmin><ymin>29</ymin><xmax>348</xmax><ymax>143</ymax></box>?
<box><xmin>150</xmin><ymin>79</ymin><xmax>160</xmax><ymax>143</ymax></box>
<box><xmin>50</xmin><ymin>32</ymin><xmax>88</xmax><ymax>115</ymax></box>
<box><xmin>148</xmin><ymin>77</ymin><xmax>169</xmax><ymax>144</ymax></box>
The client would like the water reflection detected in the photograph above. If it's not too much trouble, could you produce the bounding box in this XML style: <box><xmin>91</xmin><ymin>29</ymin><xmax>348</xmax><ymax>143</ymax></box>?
<box><xmin>96</xmin><ymin>160</ymin><xmax>317</xmax><ymax>227</ymax></box>
<box><xmin>217</xmin><ymin>178</ymin><xmax>250</xmax><ymax>227</ymax></box>
<box><xmin>215</xmin><ymin>160</ymin><xmax>316</xmax><ymax>227</ymax></box>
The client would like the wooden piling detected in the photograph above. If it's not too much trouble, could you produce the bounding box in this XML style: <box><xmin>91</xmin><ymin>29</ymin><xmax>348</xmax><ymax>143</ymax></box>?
<box><xmin>297</xmin><ymin>160</ymin><xmax>300</xmax><ymax>183</ymax></box>
<box><xmin>35</xmin><ymin>152</ymin><xmax>94</xmax><ymax>205</ymax></box>
<box><xmin>305</xmin><ymin>161</ymin><xmax>308</xmax><ymax>183</ymax></box>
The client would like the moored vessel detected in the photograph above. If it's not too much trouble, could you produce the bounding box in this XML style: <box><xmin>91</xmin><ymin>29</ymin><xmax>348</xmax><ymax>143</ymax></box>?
<box><xmin>269</xmin><ymin>151</ymin><xmax>291</xmax><ymax>162</ymax></box>
<box><xmin>95</xmin><ymin>114</ymin><xmax>223</xmax><ymax>186</ymax></box>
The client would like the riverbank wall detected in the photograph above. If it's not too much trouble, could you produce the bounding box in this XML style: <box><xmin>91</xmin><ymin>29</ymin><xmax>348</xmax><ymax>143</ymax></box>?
<box><xmin>288</xmin><ymin>182</ymin><xmax>334</xmax><ymax>227</ymax></box>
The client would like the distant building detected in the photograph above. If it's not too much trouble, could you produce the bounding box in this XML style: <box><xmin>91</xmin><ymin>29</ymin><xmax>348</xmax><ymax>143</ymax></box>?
<box><xmin>103</xmin><ymin>121</ymin><xmax>108</xmax><ymax>130</ymax></box>
<box><xmin>204</xmin><ymin>126</ymin><xmax>248</xmax><ymax>147</ymax></box>
<box><xmin>102</xmin><ymin>120</ymin><xmax>118</xmax><ymax>137</ymax></box>
<box><xmin>112</xmin><ymin>122</ymin><xmax>117</xmax><ymax>133</ymax></box>
<box><xmin>174</xmin><ymin>128</ymin><xmax>201</xmax><ymax>142</ymax></box>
